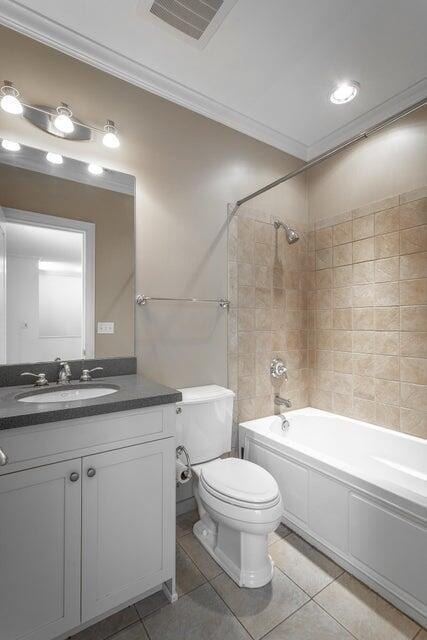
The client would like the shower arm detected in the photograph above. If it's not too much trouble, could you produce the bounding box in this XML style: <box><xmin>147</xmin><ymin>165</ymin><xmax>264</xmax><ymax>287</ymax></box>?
<box><xmin>233</xmin><ymin>97</ymin><xmax>427</xmax><ymax>212</ymax></box>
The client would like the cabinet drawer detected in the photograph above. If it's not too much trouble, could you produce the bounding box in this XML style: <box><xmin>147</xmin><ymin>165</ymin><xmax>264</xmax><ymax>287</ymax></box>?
<box><xmin>0</xmin><ymin>405</ymin><xmax>174</xmax><ymax>470</ymax></box>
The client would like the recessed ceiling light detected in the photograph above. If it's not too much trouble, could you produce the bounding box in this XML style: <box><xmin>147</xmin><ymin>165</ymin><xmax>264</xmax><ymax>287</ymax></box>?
<box><xmin>54</xmin><ymin>103</ymin><xmax>74</xmax><ymax>134</ymax></box>
<box><xmin>46</xmin><ymin>152</ymin><xmax>63</xmax><ymax>165</ymax></box>
<box><xmin>1</xmin><ymin>139</ymin><xmax>21</xmax><ymax>151</ymax></box>
<box><xmin>330</xmin><ymin>81</ymin><xmax>360</xmax><ymax>105</ymax></box>
<box><xmin>88</xmin><ymin>163</ymin><xmax>104</xmax><ymax>175</ymax></box>
<box><xmin>0</xmin><ymin>81</ymin><xmax>23</xmax><ymax>115</ymax></box>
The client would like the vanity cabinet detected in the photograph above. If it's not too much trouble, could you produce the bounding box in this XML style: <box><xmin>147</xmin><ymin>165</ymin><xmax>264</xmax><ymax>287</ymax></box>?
<box><xmin>0</xmin><ymin>459</ymin><xmax>82</xmax><ymax>640</ymax></box>
<box><xmin>0</xmin><ymin>404</ymin><xmax>176</xmax><ymax>640</ymax></box>
<box><xmin>81</xmin><ymin>438</ymin><xmax>175</xmax><ymax>621</ymax></box>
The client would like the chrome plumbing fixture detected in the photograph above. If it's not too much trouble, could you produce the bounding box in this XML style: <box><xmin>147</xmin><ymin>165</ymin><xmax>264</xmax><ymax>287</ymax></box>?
<box><xmin>273</xmin><ymin>219</ymin><xmax>300</xmax><ymax>244</ymax></box>
<box><xmin>270</xmin><ymin>358</ymin><xmax>288</xmax><ymax>380</ymax></box>
<box><xmin>20</xmin><ymin>372</ymin><xmax>49</xmax><ymax>386</ymax></box>
<box><xmin>80</xmin><ymin>367</ymin><xmax>104</xmax><ymax>382</ymax></box>
<box><xmin>281</xmin><ymin>415</ymin><xmax>290</xmax><ymax>431</ymax></box>
<box><xmin>55</xmin><ymin>358</ymin><xmax>72</xmax><ymax>384</ymax></box>
<box><xmin>274</xmin><ymin>396</ymin><xmax>292</xmax><ymax>408</ymax></box>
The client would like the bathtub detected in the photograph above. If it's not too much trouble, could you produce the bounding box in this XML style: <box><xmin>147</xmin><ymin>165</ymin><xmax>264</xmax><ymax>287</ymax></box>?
<box><xmin>239</xmin><ymin>408</ymin><xmax>427</xmax><ymax>627</ymax></box>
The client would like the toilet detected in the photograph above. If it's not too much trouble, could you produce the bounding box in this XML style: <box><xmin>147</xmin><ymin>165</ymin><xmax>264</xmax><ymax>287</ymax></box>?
<box><xmin>176</xmin><ymin>385</ymin><xmax>282</xmax><ymax>588</ymax></box>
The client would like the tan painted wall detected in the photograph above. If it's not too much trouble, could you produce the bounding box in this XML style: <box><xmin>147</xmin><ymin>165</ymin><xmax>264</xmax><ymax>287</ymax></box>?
<box><xmin>0</xmin><ymin>26</ymin><xmax>307</xmax><ymax>388</ymax></box>
<box><xmin>308</xmin><ymin>107</ymin><xmax>427</xmax><ymax>222</ymax></box>
<box><xmin>0</xmin><ymin>164</ymin><xmax>135</xmax><ymax>358</ymax></box>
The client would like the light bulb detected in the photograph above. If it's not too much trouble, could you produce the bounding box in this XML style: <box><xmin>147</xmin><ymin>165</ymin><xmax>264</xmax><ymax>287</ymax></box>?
<box><xmin>54</xmin><ymin>103</ymin><xmax>74</xmax><ymax>134</ymax></box>
<box><xmin>46</xmin><ymin>152</ymin><xmax>63</xmax><ymax>165</ymax></box>
<box><xmin>0</xmin><ymin>81</ymin><xmax>23</xmax><ymax>115</ymax></box>
<box><xmin>88</xmin><ymin>163</ymin><xmax>103</xmax><ymax>175</ymax></box>
<box><xmin>330</xmin><ymin>81</ymin><xmax>360</xmax><ymax>105</ymax></box>
<box><xmin>103</xmin><ymin>120</ymin><xmax>120</xmax><ymax>148</ymax></box>
<box><xmin>1</xmin><ymin>139</ymin><xmax>21</xmax><ymax>151</ymax></box>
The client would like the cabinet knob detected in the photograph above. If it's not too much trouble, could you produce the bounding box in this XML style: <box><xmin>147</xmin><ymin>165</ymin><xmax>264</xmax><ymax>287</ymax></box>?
<box><xmin>69</xmin><ymin>472</ymin><xmax>80</xmax><ymax>482</ymax></box>
<box><xmin>87</xmin><ymin>467</ymin><xmax>96</xmax><ymax>478</ymax></box>
<box><xmin>0</xmin><ymin>447</ymin><xmax>8</xmax><ymax>466</ymax></box>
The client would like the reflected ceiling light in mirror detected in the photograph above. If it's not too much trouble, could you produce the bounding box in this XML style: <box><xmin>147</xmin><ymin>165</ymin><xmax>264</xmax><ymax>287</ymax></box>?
<box><xmin>330</xmin><ymin>81</ymin><xmax>360</xmax><ymax>105</ymax></box>
<box><xmin>103</xmin><ymin>120</ymin><xmax>120</xmax><ymax>148</ymax></box>
<box><xmin>1</xmin><ymin>139</ymin><xmax>21</xmax><ymax>151</ymax></box>
<box><xmin>0</xmin><ymin>80</ymin><xmax>23</xmax><ymax>115</ymax></box>
<box><xmin>88</xmin><ymin>163</ymin><xmax>104</xmax><ymax>176</ymax></box>
<box><xmin>39</xmin><ymin>260</ymin><xmax>82</xmax><ymax>274</ymax></box>
<box><xmin>54</xmin><ymin>103</ymin><xmax>75</xmax><ymax>134</ymax></box>
<box><xmin>46</xmin><ymin>151</ymin><xmax>63</xmax><ymax>165</ymax></box>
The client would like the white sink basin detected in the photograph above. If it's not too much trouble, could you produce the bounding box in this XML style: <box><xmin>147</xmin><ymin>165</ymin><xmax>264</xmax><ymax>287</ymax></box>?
<box><xmin>17</xmin><ymin>385</ymin><xmax>119</xmax><ymax>403</ymax></box>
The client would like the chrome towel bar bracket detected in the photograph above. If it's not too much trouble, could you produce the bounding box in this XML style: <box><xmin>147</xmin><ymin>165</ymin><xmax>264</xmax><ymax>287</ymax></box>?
<box><xmin>135</xmin><ymin>294</ymin><xmax>230</xmax><ymax>309</ymax></box>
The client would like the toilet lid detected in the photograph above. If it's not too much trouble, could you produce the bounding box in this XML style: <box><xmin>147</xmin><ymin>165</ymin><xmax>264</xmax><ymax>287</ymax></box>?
<box><xmin>200</xmin><ymin>458</ymin><xmax>279</xmax><ymax>508</ymax></box>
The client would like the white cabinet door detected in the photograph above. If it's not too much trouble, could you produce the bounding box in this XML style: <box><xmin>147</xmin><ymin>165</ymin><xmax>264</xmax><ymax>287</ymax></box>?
<box><xmin>81</xmin><ymin>437</ymin><xmax>175</xmax><ymax>621</ymax></box>
<box><xmin>0</xmin><ymin>459</ymin><xmax>82</xmax><ymax>640</ymax></box>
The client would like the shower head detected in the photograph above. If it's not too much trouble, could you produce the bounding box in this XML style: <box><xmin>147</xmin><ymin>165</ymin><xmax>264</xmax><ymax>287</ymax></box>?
<box><xmin>273</xmin><ymin>219</ymin><xmax>300</xmax><ymax>244</ymax></box>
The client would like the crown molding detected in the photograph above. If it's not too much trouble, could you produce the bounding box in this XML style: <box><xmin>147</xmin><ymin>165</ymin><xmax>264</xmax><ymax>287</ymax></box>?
<box><xmin>1</xmin><ymin>2</ymin><xmax>425</xmax><ymax>165</ymax></box>
<box><xmin>307</xmin><ymin>79</ymin><xmax>427</xmax><ymax>159</ymax></box>
<box><xmin>0</xmin><ymin>1</ymin><xmax>308</xmax><ymax>160</ymax></box>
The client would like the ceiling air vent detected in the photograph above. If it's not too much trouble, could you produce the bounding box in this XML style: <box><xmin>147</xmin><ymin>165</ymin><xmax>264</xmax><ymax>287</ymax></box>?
<box><xmin>149</xmin><ymin>0</ymin><xmax>225</xmax><ymax>40</ymax></box>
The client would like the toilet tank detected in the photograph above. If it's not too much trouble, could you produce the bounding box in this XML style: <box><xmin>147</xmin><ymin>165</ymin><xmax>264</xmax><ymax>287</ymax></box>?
<box><xmin>176</xmin><ymin>385</ymin><xmax>235</xmax><ymax>464</ymax></box>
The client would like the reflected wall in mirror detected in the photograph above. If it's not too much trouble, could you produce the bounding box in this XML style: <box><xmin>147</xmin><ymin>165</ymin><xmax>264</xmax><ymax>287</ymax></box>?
<box><xmin>0</xmin><ymin>143</ymin><xmax>135</xmax><ymax>365</ymax></box>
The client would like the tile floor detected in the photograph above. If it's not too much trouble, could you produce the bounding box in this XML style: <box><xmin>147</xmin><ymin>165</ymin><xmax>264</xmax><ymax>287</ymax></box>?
<box><xmin>70</xmin><ymin>510</ymin><xmax>425</xmax><ymax>640</ymax></box>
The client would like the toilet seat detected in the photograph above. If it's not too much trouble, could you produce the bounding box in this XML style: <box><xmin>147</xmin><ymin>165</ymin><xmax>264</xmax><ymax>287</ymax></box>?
<box><xmin>200</xmin><ymin>458</ymin><xmax>280</xmax><ymax>510</ymax></box>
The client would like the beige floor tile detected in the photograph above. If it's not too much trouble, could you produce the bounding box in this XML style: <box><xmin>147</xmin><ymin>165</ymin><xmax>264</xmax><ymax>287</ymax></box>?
<box><xmin>263</xmin><ymin>601</ymin><xmax>354</xmax><ymax>640</ymax></box>
<box><xmin>178</xmin><ymin>533</ymin><xmax>223</xmax><ymax>580</ymax></box>
<box><xmin>109</xmin><ymin>623</ymin><xmax>149</xmax><ymax>640</ymax></box>
<box><xmin>211</xmin><ymin>567</ymin><xmax>309</xmax><ymax>640</ymax></box>
<box><xmin>71</xmin><ymin>607</ymin><xmax>139</xmax><ymax>640</ymax></box>
<box><xmin>176</xmin><ymin>544</ymin><xmax>206</xmax><ymax>596</ymax></box>
<box><xmin>315</xmin><ymin>573</ymin><xmax>420</xmax><ymax>640</ymax></box>
<box><xmin>414</xmin><ymin>629</ymin><xmax>427</xmax><ymax>640</ymax></box>
<box><xmin>176</xmin><ymin>509</ymin><xmax>199</xmax><ymax>538</ymax></box>
<box><xmin>269</xmin><ymin>522</ymin><xmax>292</xmax><ymax>545</ymax></box>
<box><xmin>144</xmin><ymin>583</ymin><xmax>251</xmax><ymax>640</ymax></box>
<box><xmin>269</xmin><ymin>533</ymin><xmax>343</xmax><ymax>596</ymax></box>
<box><xmin>135</xmin><ymin>589</ymin><xmax>169</xmax><ymax>619</ymax></box>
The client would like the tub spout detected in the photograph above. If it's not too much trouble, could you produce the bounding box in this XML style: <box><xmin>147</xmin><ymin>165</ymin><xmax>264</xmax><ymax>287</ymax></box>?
<box><xmin>275</xmin><ymin>395</ymin><xmax>292</xmax><ymax>408</ymax></box>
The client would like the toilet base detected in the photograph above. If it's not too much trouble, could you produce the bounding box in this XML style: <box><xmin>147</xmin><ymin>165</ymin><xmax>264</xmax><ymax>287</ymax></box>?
<box><xmin>193</xmin><ymin>518</ymin><xmax>274</xmax><ymax>588</ymax></box>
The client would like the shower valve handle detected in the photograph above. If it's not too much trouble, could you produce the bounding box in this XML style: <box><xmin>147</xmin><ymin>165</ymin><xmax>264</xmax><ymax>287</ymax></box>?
<box><xmin>270</xmin><ymin>359</ymin><xmax>288</xmax><ymax>380</ymax></box>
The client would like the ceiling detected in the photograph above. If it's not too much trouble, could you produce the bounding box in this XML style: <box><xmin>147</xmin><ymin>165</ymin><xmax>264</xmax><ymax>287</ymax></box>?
<box><xmin>0</xmin><ymin>0</ymin><xmax>426</xmax><ymax>160</ymax></box>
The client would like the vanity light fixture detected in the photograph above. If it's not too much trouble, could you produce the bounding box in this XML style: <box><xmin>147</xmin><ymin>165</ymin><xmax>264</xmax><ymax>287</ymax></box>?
<box><xmin>2</xmin><ymin>79</ymin><xmax>121</xmax><ymax>150</ymax></box>
<box><xmin>88</xmin><ymin>163</ymin><xmax>104</xmax><ymax>175</ymax></box>
<box><xmin>54</xmin><ymin>103</ymin><xmax>75</xmax><ymax>134</ymax></box>
<box><xmin>46</xmin><ymin>151</ymin><xmax>63</xmax><ymax>165</ymax></box>
<box><xmin>0</xmin><ymin>80</ymin><xmax>23</xmax><ymax>115</ymax></box>
<box><xmin>102</xmin><ymin>120</ymin><xmax>120</xmax><ymax>148</ymax></box>
<box><xmin>330</xmin><ymin>81</ymin><xmax>360</xmax><ymax>104</ymax></box>
<box><xmin>1</xmin><ymin>139</ymin><xmax>21</xmax><ymax>151</ymax></box>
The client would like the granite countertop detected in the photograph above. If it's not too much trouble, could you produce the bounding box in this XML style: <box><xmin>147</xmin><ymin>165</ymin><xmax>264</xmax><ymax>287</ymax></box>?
<box><xmin>0</xmin><ymin>374</ymin><xmax>182</xmax><ymax>430</ymax></box>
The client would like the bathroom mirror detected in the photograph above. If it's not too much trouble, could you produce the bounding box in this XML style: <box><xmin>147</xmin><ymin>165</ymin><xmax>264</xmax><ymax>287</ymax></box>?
<box><xmin>0</xmin><ymin>142</ymin><xmax>135</xmax><ymax>364</ymax></box>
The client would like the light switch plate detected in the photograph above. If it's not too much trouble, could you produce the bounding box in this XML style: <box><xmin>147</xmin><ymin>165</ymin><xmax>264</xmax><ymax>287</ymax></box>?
<box><xmin>97</xmin><ymin>322</ymin><xmax>115</xmax><ymax>334</ymax></box>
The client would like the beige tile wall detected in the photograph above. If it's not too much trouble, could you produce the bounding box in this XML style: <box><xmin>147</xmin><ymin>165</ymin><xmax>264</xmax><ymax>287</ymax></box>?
<box><xmin>308</xmin><ymin>188</ymin><xmax>427</xmax><ymax>439</ymax></box>
<box><xmin>228</xmin><ymin>205</ymin><xmax>310</xmax><ymax>424</ymax></box>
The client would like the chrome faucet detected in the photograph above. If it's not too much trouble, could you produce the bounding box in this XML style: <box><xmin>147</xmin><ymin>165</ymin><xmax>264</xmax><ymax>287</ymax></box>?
<box><xmin>56</xmin><ymin>358</ymin><xmax>72</xmax><ymax>384</ymax></box>
<box><xmin>274</xmin><ymin>395</ymin><xmax>292</xmax><ymax>408</ymax></box>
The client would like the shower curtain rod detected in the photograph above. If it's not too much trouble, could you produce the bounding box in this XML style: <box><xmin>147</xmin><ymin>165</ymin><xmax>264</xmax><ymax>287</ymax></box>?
<box><xmin>234</xmin><ymin>97</ymin><xmax>427</xmax><ymax>211</ymax></box>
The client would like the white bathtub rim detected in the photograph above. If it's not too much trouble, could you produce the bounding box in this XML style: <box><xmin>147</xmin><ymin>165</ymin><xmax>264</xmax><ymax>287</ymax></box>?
<box><xmin>241</xmin><ymin>406</ymin><xmax>426</xmax><ymax>446</ymax></box>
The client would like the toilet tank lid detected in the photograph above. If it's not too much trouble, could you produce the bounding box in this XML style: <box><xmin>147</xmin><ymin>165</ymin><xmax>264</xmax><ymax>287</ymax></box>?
<box><xmin>178</xmin><ymin>385</ymin><xmax>235</xmax><ymax>405</ymax></box>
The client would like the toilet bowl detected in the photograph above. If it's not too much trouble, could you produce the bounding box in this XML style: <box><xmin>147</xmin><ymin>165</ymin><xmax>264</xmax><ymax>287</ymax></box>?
<box><xmin>176</xmin><ymin>385</ymin><xmax>282</xmax><ymax>588</ymax></box>
<box><xmin>192</xmin><ymin>458</ymin><xmax>282</xmax><ymax>587</ymax></box>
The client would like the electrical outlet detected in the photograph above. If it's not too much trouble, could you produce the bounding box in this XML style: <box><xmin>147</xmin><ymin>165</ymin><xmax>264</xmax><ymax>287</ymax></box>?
<box><xmin>97</xmin><ymin>322</ymin><xmax>115</xmax><ymax>334</ymax></box>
